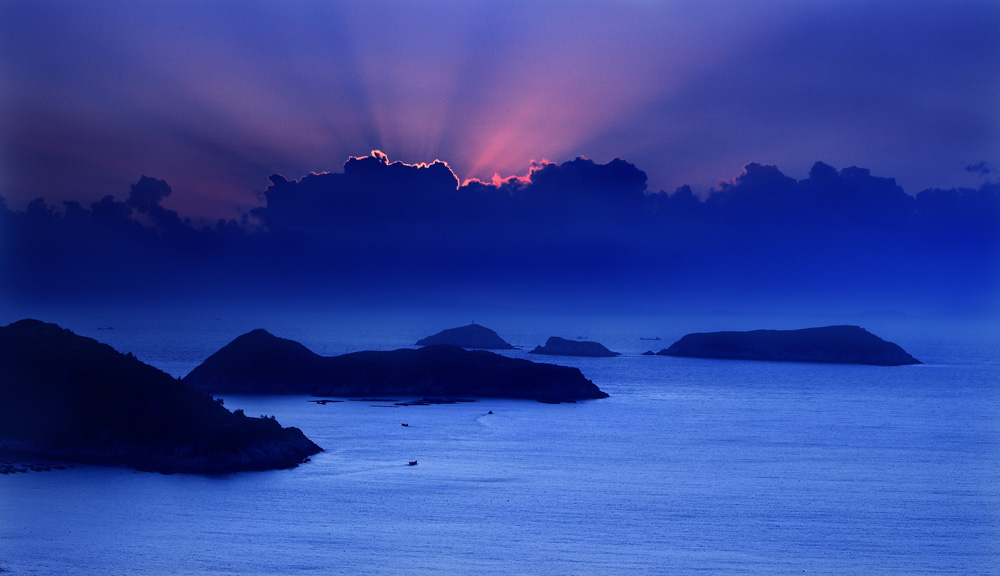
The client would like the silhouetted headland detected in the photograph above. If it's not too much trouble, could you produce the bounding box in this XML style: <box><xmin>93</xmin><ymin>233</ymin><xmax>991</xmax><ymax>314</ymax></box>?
<box><xmin>530</xmin><ymin>336</ymin><xmax>620</xmax><ymax>358</ymax></box>
<box><xmin>416</xmin><ymin>324</ymin><xmax>514</xmax><ymax>349</ymax></box>
<box><xmin>0</xmin><ymin>320</ymin><xmax>322</xmax><ymax>473</ymax></box>
<box><xmin>184</xmin><ymin>329</ymin><xmax>608</xmax><ymax>403</ymax></box>
<box><xmin>183</xmin><ymin>329</ymin><xmax>327</xmax><ymax>393</ymax></box>
<box><xmin>656</xmin><ymin>326</ymin><xmax>920</xmax><ymax>366</ymax></box>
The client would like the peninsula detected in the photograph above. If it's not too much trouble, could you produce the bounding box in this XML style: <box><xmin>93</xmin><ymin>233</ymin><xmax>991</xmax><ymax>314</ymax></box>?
<box><xmin>0</xmin><ymin>320</ymin><xmax>322</xmax><ymax>473</ymax></box>
<box><xmin>656</xmin><ymin>325</ymin><xmax>920</xmax><ymax>366</ymax></box>
<box><xmin>530</xmin><ymin>336</ymin><xmax>620</xmax><ymax>358</ymax></box>
<box><xmin>185</xmin><ymin>329</ymin><xmax>608</xmax><ymax>403</ymax></box>
<box><xmin>416</xmin><ymin>324</ymin><xmax>514</xmax><ymax>349</ymax></box>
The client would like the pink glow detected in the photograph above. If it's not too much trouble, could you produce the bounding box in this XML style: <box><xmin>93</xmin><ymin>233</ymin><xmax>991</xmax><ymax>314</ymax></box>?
<box><xmin>3</xmin><ymin>2</ymin><xmax>993</xmax><ymax>220</ymax></box>
<box><xmin>462</xmin><ymin>160</ymin><xmax>554</xmax><ymax>189</ymax></box>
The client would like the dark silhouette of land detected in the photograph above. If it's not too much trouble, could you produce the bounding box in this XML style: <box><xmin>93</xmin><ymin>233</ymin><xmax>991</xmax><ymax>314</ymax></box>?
<box><xmin>0</xmin><ymin>320</ymin><xmax>321</xmax><ymax>473</ymax></box>
<box><xmin>181</xmin><ymin>329</ymin><xmax>327</xmax><ymax>394</ymax></box>
<box><xmin>184</xmin><ymin>329</ymin><xmax>608</xmax><ymax>403</ymax></box>
<box><xmin>656</xmin><ymin>325</ymin><xmax>920</xmax><ymax>365</ymax></box>
<box><xmin>416</xmin><ymin>324</ymin><xmax>514</xmax><ymax>349</ymax></box>
<box><xmin>530</xmin><ymin>336</ymin><xmax>620</xmax><ymax>357</ymax></box>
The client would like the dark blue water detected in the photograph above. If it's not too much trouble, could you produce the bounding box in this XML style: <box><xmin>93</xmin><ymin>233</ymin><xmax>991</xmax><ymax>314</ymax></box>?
<box><xmin>1</xmin><ymin>310</ymin><xmax>997</xmax><ymax>575</ymax></box>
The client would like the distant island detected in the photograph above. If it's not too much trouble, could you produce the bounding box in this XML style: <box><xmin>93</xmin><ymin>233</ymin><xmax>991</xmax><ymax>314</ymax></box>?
<box><xmin>530</xmin><ymin>336</ymin><xmax>620</xmax><ymax>358</ymax></box>
<box><xmin>185</xmin><ymin>329</ymin><xmax>608</xmax><ymax>403</ymax></box>
<box><xmin>0</xmin><ymin>320</ymin><xmax>322</xmax><ymax>474</ymax></box>
<box><xmin>656</xmin><ymin>325</ymin><xmax>920</xmax><ymax>366</ymax></box>
<box><xmin>416</xmin><ymin>324</ymin><xmax>514</xmax><ymax>349</ymax></box>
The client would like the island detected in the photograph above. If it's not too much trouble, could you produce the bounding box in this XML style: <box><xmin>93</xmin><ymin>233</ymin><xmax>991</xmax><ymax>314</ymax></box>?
<box><xmin>529</xmin><ymin>336</ymin><xmax>620</xmax><ymax>358</ymax></box>
<box><xmin>656</xmin><ymin>325</ymin><xmax>920</xmax><ymax>366</ymax></box>
<box><xmin>416</xmin><ymin>323</ymin><xmax>514</xmax><ymax>349</ymax></box>
<box><xmin>182</xmin><ymin>329</ymin><xmax>329</xmax><ymax>394</ymax></box>
<box><xmin>184</xmin><ymin>329</ymin><xmax>608</xmax><ymax>403</ymax></box>
<box><xmin>0</xmin><ymin>320</ymin><xmax>322</xmax><ymax>474</ymax></box>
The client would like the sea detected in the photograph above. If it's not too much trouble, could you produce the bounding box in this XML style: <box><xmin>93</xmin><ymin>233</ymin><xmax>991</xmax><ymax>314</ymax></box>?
<box><xmin>1</xmin><ymin>306</ymin><xmax>998</xmax><ymax>575</ymax></box>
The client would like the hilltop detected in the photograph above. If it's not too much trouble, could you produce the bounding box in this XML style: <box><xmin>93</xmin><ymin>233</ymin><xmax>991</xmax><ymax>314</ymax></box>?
<box><xmin>416</xmin><ymin>324</ymin><xmax>515</xmax><ymax>350</ymax></box>
<box><xmin>185</xmin><ymin>329</ymin><xmax>608</xmax><ymax>403</ymax></box>
<box><xmin>0</xmin><ymin>320</ymin><xmax>321</xmax><ymax>473</ymax></box>
<box><xmin>657</xmin><ymin>326</ymin><xmax>920</xmax><ymax>366</ymax></box>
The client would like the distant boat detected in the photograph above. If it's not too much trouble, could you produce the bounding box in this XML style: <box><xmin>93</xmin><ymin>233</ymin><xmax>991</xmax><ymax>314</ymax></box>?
<box><xmin>640</xmin><ymin>337</ymin><xmax>661</xmax><ymax>341</ymax></box>
<box><xmin>401</xmin><ymin>423</ymin><xmax>409</xmax><ymax>427</ymax></box>
<box><xmin>408</xmin><ymin>461</ymin><xmax>418</xmax><ymax>466</ymax></box>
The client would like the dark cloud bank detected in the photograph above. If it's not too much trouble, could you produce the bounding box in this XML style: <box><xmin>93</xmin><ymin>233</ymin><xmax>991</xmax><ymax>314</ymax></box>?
<box><xmin>2</xmin><ymin>152</ymin><xmax>998</xmax><ymax>317</ymax></box>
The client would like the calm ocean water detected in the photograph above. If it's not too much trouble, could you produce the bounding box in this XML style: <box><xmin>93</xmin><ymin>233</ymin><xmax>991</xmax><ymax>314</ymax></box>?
<box><xmin>1</xmin><ymin>308</ymin><xmax>998</xmax><ymax>575</ymax></box>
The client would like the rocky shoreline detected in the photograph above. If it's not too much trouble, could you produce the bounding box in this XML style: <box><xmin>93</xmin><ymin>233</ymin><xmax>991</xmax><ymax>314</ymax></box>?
<box><xmin>184</xmin><ymin>330</ymin><xmax>609</xmax><ymax>403</ymax></box>
<box><xmin>656</xmin><ymin>325</ymin><xmax>920</xmax><ymax>366</ymax></box>
<box><xmin>0</xmin><ymin>320</ymin><xmax>322</xmax><ymax>474</ymax></box>
<box><xmin>530</xmin><ymin>336</ymin><xmax>620</xmax><ymax>357</ymax></box>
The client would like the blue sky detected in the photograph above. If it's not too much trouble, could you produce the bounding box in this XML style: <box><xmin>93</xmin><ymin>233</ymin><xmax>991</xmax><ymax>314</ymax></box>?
<box><xmin>2</xmin><ymin>0</ymin><xmax>997</xmax><ymax>218</ymax></box>
<box><xmin>1</xmin><ymin>1</ymin><xmax>998</xmax><ymax>317</ymax></box>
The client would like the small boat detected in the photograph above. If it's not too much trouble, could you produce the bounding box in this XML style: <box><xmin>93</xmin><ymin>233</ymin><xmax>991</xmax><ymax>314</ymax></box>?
<box><xmin>408</xmin><ymin>461</ymin><xmax>418</xmax><ymax>466</ymax></box>
<box><xmin>401</xmin><ymin>423</ymin><xmax>409</xmax><ymax>427</ymax></box>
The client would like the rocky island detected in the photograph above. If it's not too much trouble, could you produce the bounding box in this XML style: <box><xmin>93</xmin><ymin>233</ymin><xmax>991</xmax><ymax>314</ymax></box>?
<box><xmin>185</xmin><ymin>329</ymin><xmax>608</xmax><ymax>403</ymax></box>
<box><xmin>530</xmin><ymin>336</ymin><xmax>620</xmax><ymax>357</ymax></box>
<box><xmin>0</xmin><ymin>320</ymin><xmax>322</xmax><ymax>473</ymax></box>
<box><xmin>183</xmin><ymin>329</ymin><xmax>329</xmax><ymax>394</ymax></box>
<box><xmin>656</xmin><ymin>325</ymin><xmax>920</xmax><ymax>366</ymax></box>
<box><xmin>416</xmin><ymin>323</ymin><xmax>514</xmax><ymax>349</ymax></box>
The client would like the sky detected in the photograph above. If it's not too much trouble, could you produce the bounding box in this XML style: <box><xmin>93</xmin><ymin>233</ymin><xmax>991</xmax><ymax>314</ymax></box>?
<box><xmin>1</xmin><ymin>1</ymin><xmax>998</xmax><ymax>318</ymax></box>
<box><xmin>1</xmin><ymin>0</ymin><xmax>998</xmax><ymax>220</ymax></box>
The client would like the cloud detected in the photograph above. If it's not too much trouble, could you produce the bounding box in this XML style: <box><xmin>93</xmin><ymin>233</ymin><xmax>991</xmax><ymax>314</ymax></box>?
<box><xmin>966</xmin><ymin>161</ymin><xmax>995</xmax><ymax>178</ymax></box>
<box><xmin>128</xmin><ymin>176</ymin><xmax>172</xmax><ymax>213</ymax></box>
<box><xmin>255</xmin><ymin>150</ymin><xmax>461</xmax><ymax>234</ymax></box>
<box><xmin>1</xmin><ymin>154</ymin><xmax>998</xmax><ymax>315</ymax></box>
<box><xmin>3</xmin><ymin>2</ymin><xmax>997</xmax><ymax>222</ymax></box>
